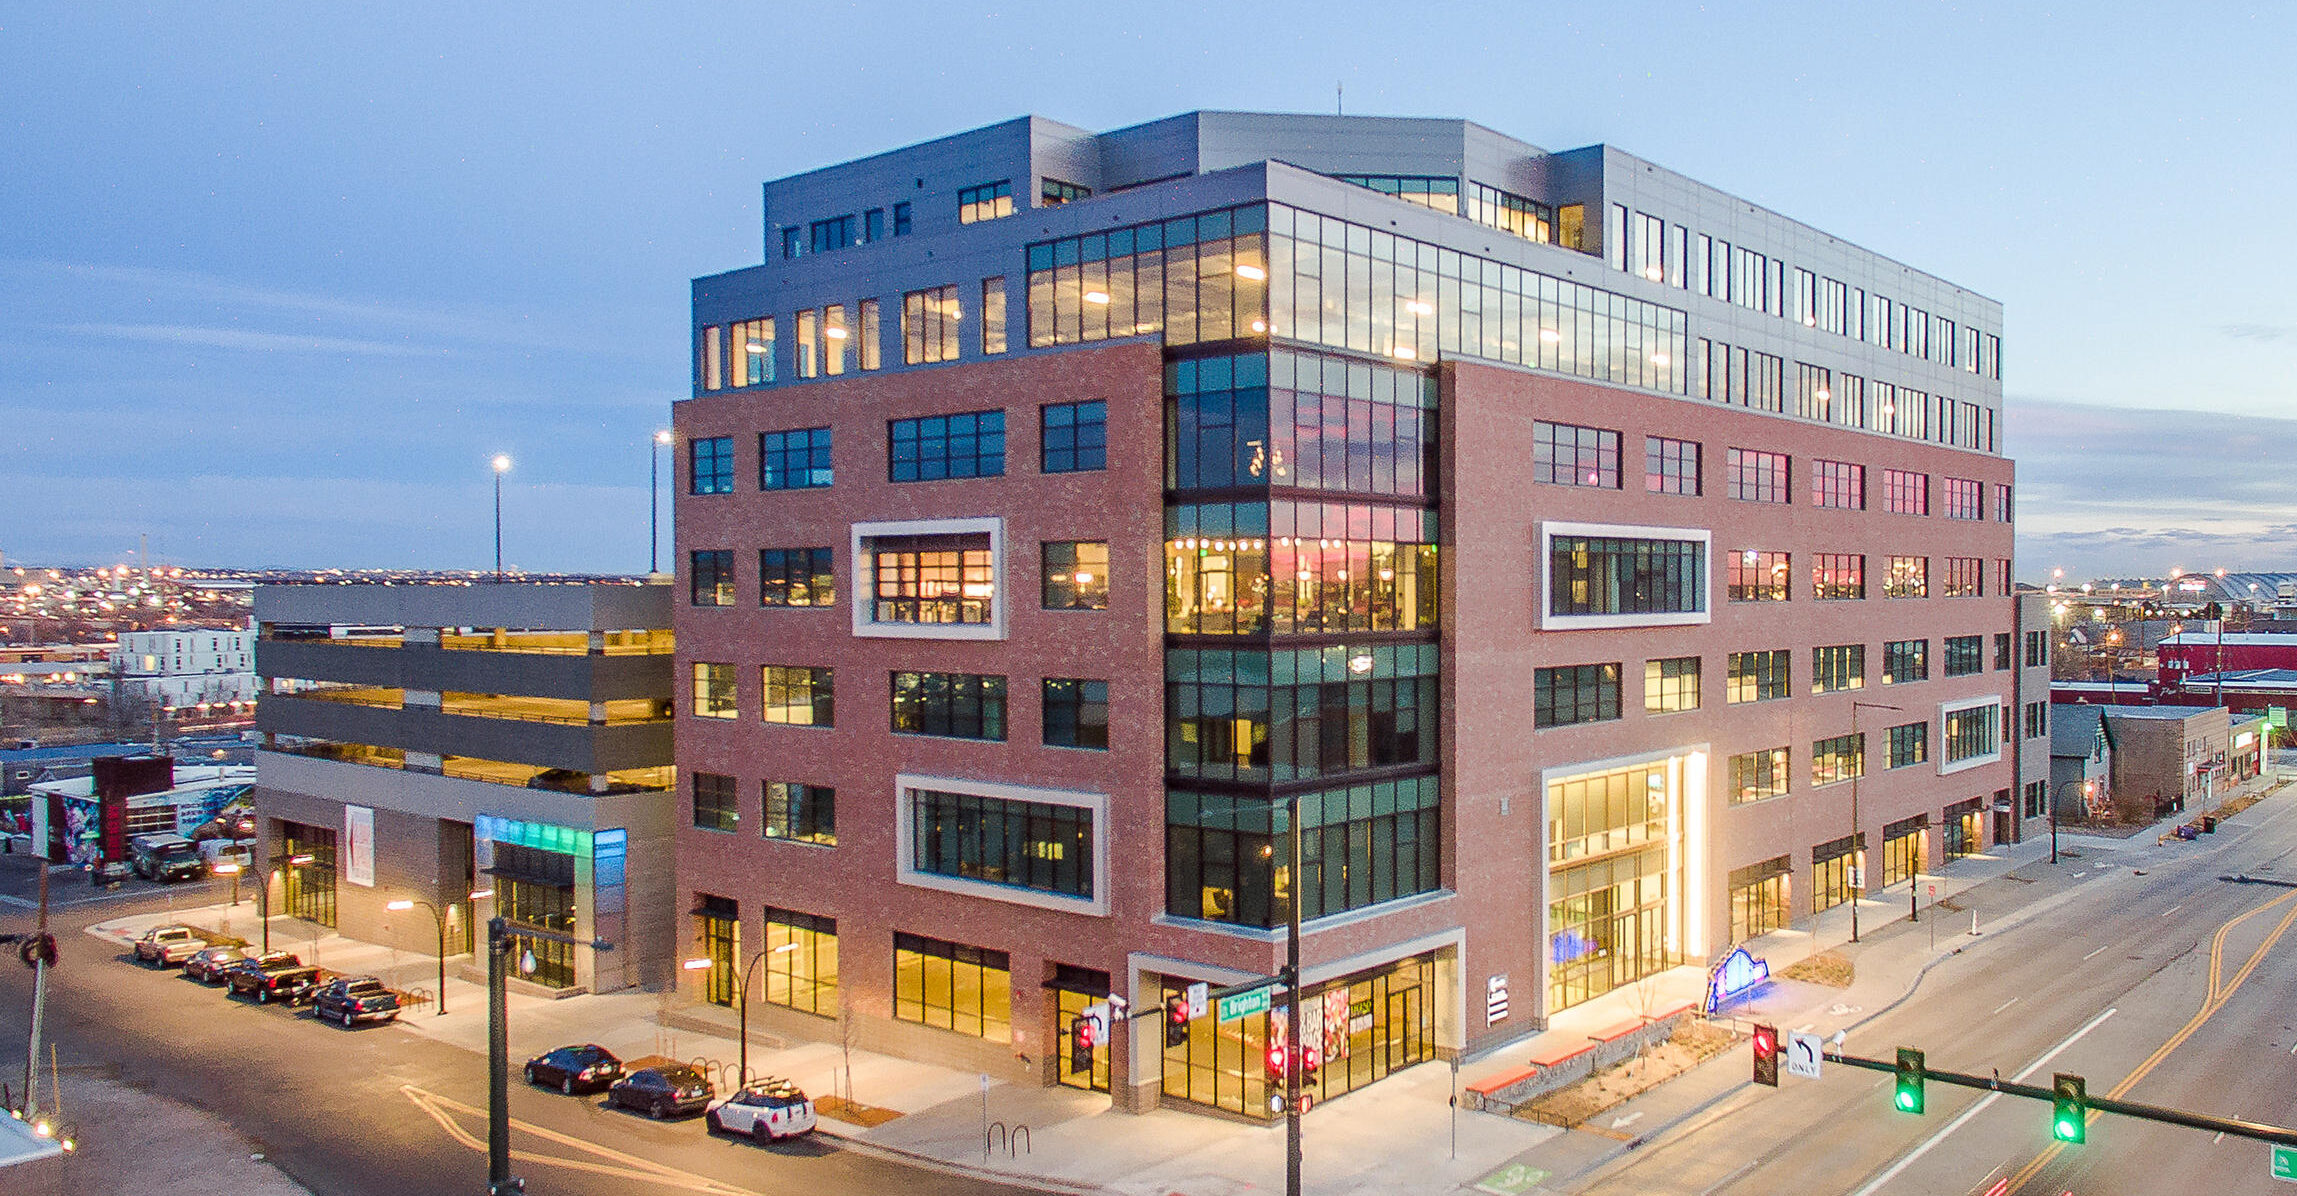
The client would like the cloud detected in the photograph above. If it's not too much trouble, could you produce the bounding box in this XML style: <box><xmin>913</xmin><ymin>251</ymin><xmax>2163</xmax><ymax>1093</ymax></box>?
<box><xmin>2221</xmin><ymin>323</ymin><xmax>2294</xmax><ymax>342</ymax></box>
<box><xmin>52</xmin><ymin>322</ymin><xmax>439</xmax><ymax>357</ymax></box>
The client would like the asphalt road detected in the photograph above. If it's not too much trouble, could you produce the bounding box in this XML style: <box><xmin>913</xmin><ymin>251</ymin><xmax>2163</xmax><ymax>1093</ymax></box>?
<box><xmin>0</xmin><ymin>859</ymin><xmax>1034</xmax><ymax>1196</ymax></box>
<box><xmin>1572</xmin><ymin>790</ymin><xmax>2297</xmax><ymax>1196</ymax></box>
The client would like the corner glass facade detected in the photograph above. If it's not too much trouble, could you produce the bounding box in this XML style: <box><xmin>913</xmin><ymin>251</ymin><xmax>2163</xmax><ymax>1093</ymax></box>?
<box><xmin>1160</xmin><ymin>953</ymin><xmax>1435</xmax><ymax>1120</ymax></box>
<box><xmin>1545</xmin><ymin>756</ymin><xmax>1690</xmax><ymax>1012</ymax></box>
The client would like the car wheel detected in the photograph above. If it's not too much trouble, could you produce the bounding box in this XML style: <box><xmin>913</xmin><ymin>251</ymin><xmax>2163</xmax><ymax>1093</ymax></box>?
<box><xmin>752</xmin><ymin>1119</ymin><xmax>773</xmax><ymax>1145</ymax></box>
<box><xmin>649</xmin><ymin>1099</ymin><xmax>667</xmax><ymax>1120</ymax></box>
<box><xmin>705</xmin><ymin>1110</ymin><xmax>722</xmax><ymax>1134</ymax></box>
<box><xmin>561</xmin><ymin>1076</ymin><xmax>573</xmax><ymax>1096</ymax></box>
<box><xmin>524</xmin><ymin>1066</ymin><xmax>537</xmax><ymax>1085</ymax></box>
<box><xmin>340</xmin><ymin>1009</ymin><xmax>355</xmax><ymax>1028</ymax></box>
<box><xmin>257</xmin><ymin>988</ymin><xmax>268</xmax><ymax>1004</ymax></box>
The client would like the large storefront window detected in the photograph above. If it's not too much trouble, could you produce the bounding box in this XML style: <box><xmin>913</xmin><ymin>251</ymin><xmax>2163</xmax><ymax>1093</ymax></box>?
<box><xmin>1728</xmin><ymin>857</ymin><xmax>1791</xmax><ymax>944</ymax></box>
<box><xmin>1944</xmin><ymin>799</ymin><xmax>1984</xmax><ymax>860</ymax></box>
<box><xmin>498</xmin><ymin>842</ymin><xmax>577</xmax><ymax>989</ymax></box>
<box><xmin>1165</xmin><ymin>643</ymin><xmax>1438</xmax><ymax>784</ymax></box>
<box><xmin>893</xmin><ymin>933</ymin><xmax>1011</xmax><ymax>1042</ymax></box>
<box><xmin>1165</xmin><ymin>776</ymin><xmax>1440</xmax><ymax>927</ymax></box>
<box><xmin>279</xmin><ymin>821</ymin><xmax>338</xmax><ymax>928</ymax></box>
<box><xmin>1167</xmin><ymin>501</ymin><xmax>1437</xmax><ymax>636</ymax></box>
<box><xmin>1161</xmin><ymin>954</ymin><xmax>1435</xmax><ymax>1120</ymax></box>
<box><xmin>1546</xmin><ymin>758</ymin><xmax>1685</xmax><ymax>1012</ymax></box>
<box><xmin>695</xmin><ymin>894</ymin><xmax>737</xmax><ymax>1007</ymax></box>
<box><xmin>1052</xmin><ymin>966</ymin><xmax>1113</xmax><ymax>1094</ymax></box>
<box><xmin>1812</xmin><ymin>835</ymin><xmax>1862</xmax><ymax>913</ymax></box>
<box><xmin>762</xmin><ymin>907</ymin><xmax>836</xmax><ymax>1017</ymax></box>
<box><xmin>1882</xmin><ymin>816</ymin><xmax>1927</xmax><ymax>887</ymax></box>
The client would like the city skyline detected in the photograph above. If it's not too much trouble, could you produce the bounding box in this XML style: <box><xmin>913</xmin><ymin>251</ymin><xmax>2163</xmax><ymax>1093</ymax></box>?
<box><xmin>4</xmin><ymin>2</ymin><xmax>2293</xmax><ymax>575</ymax></box>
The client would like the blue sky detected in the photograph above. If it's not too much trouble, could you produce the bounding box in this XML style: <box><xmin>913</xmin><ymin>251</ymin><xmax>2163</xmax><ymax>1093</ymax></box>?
<box><xmin>3</xmin><ymin>2</ymin><xmax>2292</xmax><ymax>577</ymax></box>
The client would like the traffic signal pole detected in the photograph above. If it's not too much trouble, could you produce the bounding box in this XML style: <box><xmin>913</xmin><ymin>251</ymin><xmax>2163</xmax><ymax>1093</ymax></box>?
<box><xmin>1825</xmin><ymin>1047</ymin><xmax>2297</xmax><ymax>1147</ymax></box>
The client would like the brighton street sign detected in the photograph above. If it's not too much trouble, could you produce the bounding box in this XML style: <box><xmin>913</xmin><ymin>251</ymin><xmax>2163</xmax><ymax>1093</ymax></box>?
<box><xmin>2273</xmin><ymin>1144</ymin><xmax>2297</xmax><ymax>1182</ymax></box>
<box><xmin>1218</xmin><ymin>986</ymin><xmax>1271</xmax><ymax>1022</ymax></box>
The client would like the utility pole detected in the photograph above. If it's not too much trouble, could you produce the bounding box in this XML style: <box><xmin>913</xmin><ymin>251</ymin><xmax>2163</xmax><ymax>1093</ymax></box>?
<box><xmin>488</xmin><ymin>916</ymin><xmax>610</xmax><ymax>1195</ymax></box>
<box><xmin>1847</xmin><ymin>700</ymin><xmax>1902</xmax><ymax>943</ymax></box>
<box><xmin>1284</xmin><ymin>789</ymin><xmax>1303</xmax><ymax>1196</ymax></box>
<box><xmin>21</xmin><ymin>860</ymin><xmax>50</xmax><ymax>1120</ymax></box>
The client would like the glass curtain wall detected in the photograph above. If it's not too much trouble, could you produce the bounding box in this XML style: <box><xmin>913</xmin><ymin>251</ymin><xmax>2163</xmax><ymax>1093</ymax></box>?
<box><xmin>1545</xmin><ymin>758</ymin><xmax>1685</xmax><ymax>1012</ymax></box>
<box><xmin>1161</xmin><ymin>954</ymin><xmax>1435</xmax><ymax>1121</ymax></box>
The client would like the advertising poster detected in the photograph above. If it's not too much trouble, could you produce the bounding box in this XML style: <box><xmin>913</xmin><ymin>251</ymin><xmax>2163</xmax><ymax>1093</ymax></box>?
<box><xmin>344</xmin><ymin>804</ymin><xmax>375</xmax><ymax>887</ymax></box>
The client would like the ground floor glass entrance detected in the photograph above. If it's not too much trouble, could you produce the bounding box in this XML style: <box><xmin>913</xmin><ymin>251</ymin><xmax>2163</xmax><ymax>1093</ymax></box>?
<box><xmin>1160</xmin><ymin>952</ymin><xmax>1435</xmax><ymax>1120</ymax></box>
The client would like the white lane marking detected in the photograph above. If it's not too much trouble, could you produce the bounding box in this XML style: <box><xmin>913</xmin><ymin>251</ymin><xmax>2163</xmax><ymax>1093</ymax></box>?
<box><xmin>2082</xmin><ymin>944</ymin><xmax>2111</xmax><ymax>960</ymax></box>
<box><xmin>1992</xmin><ymin>998</ymin><xmax>2019</xmax><ymax>1014</ymax></box>
<box><xmin>1848</xmin><ymin>1007</ymin><xmax>2118</xmax><ymax>1196</ymax></box>
<box><xmin>2162</xmin><ymin>904</ymin><xmax>2184</xmax><ymax>917</ymax></box>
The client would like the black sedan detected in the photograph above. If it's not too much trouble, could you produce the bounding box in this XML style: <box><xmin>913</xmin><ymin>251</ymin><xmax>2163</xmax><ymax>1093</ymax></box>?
<box><xmin>524</xmin><ymin>1044</ymin><xmax>623</xmax><ymax>1095</ymax></box>
<box><xmin>606</xmin><ymin>1065</ymin><xmax>713</xmax><ymax>1120</ymax></box>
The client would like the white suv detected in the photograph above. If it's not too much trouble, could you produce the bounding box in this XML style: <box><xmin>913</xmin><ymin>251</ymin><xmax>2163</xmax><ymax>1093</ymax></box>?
<box><xmin>704</xmin><ymin>1081</ymin><xmax>818</xmax><ymax>1143</ymax></box>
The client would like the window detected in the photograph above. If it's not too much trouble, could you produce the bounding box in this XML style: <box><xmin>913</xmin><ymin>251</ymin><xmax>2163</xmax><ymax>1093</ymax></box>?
<box><xmin>1728</xmin><ymin>650</ymin><xmax>1790</xmax><ymax>704</ymax></box>
<box><xmin>1042</xmin><ymin>541</ymin><xmax>1109</xmax><ymax>610</ymax></box>
<box><xmin>818</xmin><ymin>305</ymin><xmax>850</xmax><ymax>375</ymax></box>
<box><xmin>892</xmin><ymin>671</ymin><xmax>1007</xmax><ymax>740</ymax></box>
<box><xmin>1811</xmin><ymin>460</ymin><xmax>1865</xmax><ymax>509</ymax></box>
<box><xmin>700</xmin><ymin>324</ymin><xmax>723</xmax><ymax>391</ymax></box>
<box><xmin>1534</xmin><ymin>663</ymin><xmax>1621</xmax><ymax>728</ymax></box>
<box><xmin>1813</xmin><ymin>835</ymin><xmax>1863</xmax><ymax>912</ymax></box>
<box><xmin>1942</xmin><ymin>635</ymin><xmax>1984</xmax><ymax>677</ymax></box>
<box><xmin>1645</xmin><ymin>436</ymin><xmax>1700</xmax><ymax>495</ymax></box>
<box><xmin>692</xmin><ymin>772</ymin><xmax>738</xmax><ymax>832</ymax></box>
<box><xmin>690</xmin><ymin>437</ymin><xmax>734</xmax><ymax>495</ymax></box>
<box><xmin>1166</xmin><ymin>777</ymin><xmax>1440</xmax><ymax>927</ymax></box>
<box><xmin>1995</xmin><ymin>484</ymin><xmax>2014</xmax><ymax>524</ymax></box>
<box><xmin>762</xmin><ymin>908</ymin><xmax>838</xmax><ymax>1016</ymax></box>
<box><xmin>1882</xmin><ymin>639</ymin><xmax>1928</xmax><ymax>684</ymax></box>
<box><xmin>762</xmin><ymin>666</ymin><xmax>834</xmax><ymax>726</ymax></box>
<box><xmin>911</xmin><ymin>787</ymin><xmax>1093</xmax><ymax>898</ymax></box>
<box><xmin>1727</xmin><ymin>550</ymin><xmax>1790</xmax><ymax>602</ymax></box>
<box><xmin>1942</xmin><ymin>477</ymin><xmax>1983</xmax><ymax>520</ymax></box>
<box><xmin>1468</xmin><ymin>182</ymin><xmax>1554</xmax><ymax>242</ymax></box>
<box><xmin>863</xmin><ymin>209</ymin><xmax>884</xmax><ymax>242</ymax></box>
<box><xmin>760</xmin><ymin>547</ymin><xmax>834</xmax><ymax>607</ymax></box>
<box><xmin>1726</xmin><ymin>448</ymin><xmax>1790</xmax><ymax>503</ymax></box>
<box><xmin>731</xmin><ymin>318</ymin><xmax>774</xmax><ymax>387</ymax></box>
<box><xmin>763</xmin><ymin>782</ymin><xmax>835</xmax><ymax>845</ymax></box>
<box><xmin>1885</xmin><ymin>556</ymin><xmax>1928</xmax><ymax>599</ymax></box>
<box><xmin>1811</xmin><ymin>644</ymin><xmax>1865</xmax><ymax>695</ymax></box>
<box><xmin>809</xmin><ymin>215</ymin><xmax>855</xmax><ymax>254</ymax></box>
<box><xmin>1813</xmin><ymin>554</ymin><xmax>1865</xmax><ymax>600</ymax></box>
<box><xmin>1729</xmin><ymin>748</ymin><xmax>1789</xmax><ymax>804</ymax></box>
<box><xmin>1548</xmin><ymin>535</ymin><xmax>1706</xmax><ymax>618</ymax></box>
<box><xmin>892</xmin><ymin>201</ymin><xmax>912</xmax><ymax>235</ymax></box>
<box><xmin>893</xmin><ymin>933</ymin><xmax>1010</xmax><ymax>1041</ymax></box>
<box><xmin>1040</xmin><ymin>178</ymin><xmax>1090</xmax><ymax>205</ymax></box>
<box><xmin>688</xmin><ymin>550</ymin><xmax>735</xmax><ymax>607</ymax></box>
<box><xmin>2024</xmin><ymin>701</ymin><xmax>2049</xmax><ymax>739</ymax></box>
<box><xmin>1993</xmin><ymin>559</ymin><xmax>2012</xmax><ymax>597</ymax></box>
<box><xmin>1994</xmin><ymin>633</ymin><xmax>2014</xmax><ymax>671</ymax></box>
<box><xmin>870</xmin><ymin>533</ymin><xmax>994</xmax><ymax>624</ymax></box>
<box><xmin>1041</xmin><ymin>401</ymin><xmax>1106</xmax><ymax>473</ymax></box>
<box><xmin>981</xmin><ymin>277</ymin><xmax>1008</xmax><ymax>355</ymax></box>
<box><xmin>859</xmin><ymin>299</ymin><xmax>881</xmax><ymax>370</ymax></box>
<box><xmin>1943</xmin><ymin>557</ymin><xmax>1982</xmax><ymax>598</ymax></box>
<box><xmin>1812</xmin><ymin>733</ymin><xmax>1865</xmax><ymax>786</ymax></box>
<box><xmin>1882</xmin><ymin>469</ymin><xmax>1929</xmax><ymax>515</ymax></box>
<box><xmin>1644</xmin><ymin>657</ymin><xmax>1700</xmax><ymax>714</ymax></box>
<box><xmin>692</xmin><ymin>662</ymin><xmax>737</xmax><ymax>719</ymax></box>
<box><xmin>1945</xmin><ymin>705</ymin><xmax>1999</xmax><ymax>764</ymax></box>
<box><xmin>889</xmin><ymin>410</ymin><xmax>1005</xmax><ymax>481</ymax></box>
<box><xmin>1534</xmin><ymin>421</ymin><xmax>1621</xmax><ymax>488</ymax></box>
<box><xmin>2024</xmin><ymin>630</ymin><xmax>2048</xmax><ymax>668</ymax></box>
<box><xmin>795</xmin><ymin>308</ymin><xmax>818</xmax><ymax>377</ymax></box>
<box><xmin>781</xmin><ymin>227</ymin><xmax>802</xmax><ymax>259</ymax></box>
<box><xmin>760</xmin><ymin>428</ymin><xmax>833</xmax><ymax>490</ymax></box>
<box><xmin>1334</xmin><ymin>174</ymin><xmax>1460</xmax><ymax>214</ymax></box>
<box><xmin>1163</xmin><ymin>643</ymin><xmax>1438</xmax><ymax>783</ymax></box>
<box><xmin>1730</xmin><ymin>857</ymin><xmax>1792</xmax><ymax>941</ymax></box>
<box><xmin>903</xmin><ymin>286</ymin><xmax>963</xmax><ymax>364</ymax></box>
<box><xmin>1043</xmin><ymin>679</ymin><xmax>1109</xmax><ymax>749</ymax></box>
<box><xmin>1886</xmin><ymin>722</ymin><xmax>1929</xmax><ymax>768</ymax></box>
<box><xmin>958</xmin><ymin>180</ymin><xmax>1014</xmax><ymax>224</ymax></box>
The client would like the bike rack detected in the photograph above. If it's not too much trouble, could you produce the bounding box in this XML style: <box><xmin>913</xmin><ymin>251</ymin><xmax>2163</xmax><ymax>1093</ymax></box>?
<box><xmin>985</xmin><ymin>1121</ymin><xmax>1032</xmax><ymax>1158</ymax></box>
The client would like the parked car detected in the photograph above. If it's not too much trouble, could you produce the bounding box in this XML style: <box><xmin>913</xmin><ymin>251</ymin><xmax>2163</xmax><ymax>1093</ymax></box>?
<box><xmin>228</xmin><ymin>954</ymin><xmax>321</xmax><ymax>1004</ymax></box>
<box><xmin>524</xmin><ymin>1044</ymin><xmax>623</xmax><ymax>1095</ymax></box>
<box><xmin>90</xmin><ymin>858</ymin><xmax>133</xmax><ymax>887</ymax></box>
<box><xmin>705</xmin><ymin>1079</ymin><xmax>817</xmax><ymax>1142</ymax></box>
<box><xmin>607</xmin><ymin>1065</ymin><xmax>714</xmax><ymax>1120</ymax></box>
<box><xmin>184</xmin><ymin>945</ymin><xmax>253</xmax><ymax>984</ymax></box>
<box><xmin>133</xmin><ymin>926</ymin><xmax>208</xmax><ymax>967</ymax></box>
<box><xmin>130</xmin><ymin>833</ymin><xmax>206</xmax><ymax>882</ymax></box>
<box><xmin>313</xmin><ymin>976</ymin><xmax>400</xmax><ymax>1027</ymax></box>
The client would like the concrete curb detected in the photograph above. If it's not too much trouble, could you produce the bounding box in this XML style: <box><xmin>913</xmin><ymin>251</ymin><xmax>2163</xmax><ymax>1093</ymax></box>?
<box><xmin>810</xmin><ymin>1121</ymin><xmax>1106</xmax><ymax>1195</ymax></box>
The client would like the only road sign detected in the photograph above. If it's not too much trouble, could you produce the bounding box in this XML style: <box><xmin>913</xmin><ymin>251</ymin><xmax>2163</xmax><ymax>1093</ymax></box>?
<box><xmin>1785</xmin><ymin>1031</ymin><xmax>1823</xmax><ymax>1080</ymax></box>
<box><xmin>1218</xmin><ymin>987</ymin><xmax>1271</xmax><ymax>1022</ymax></box>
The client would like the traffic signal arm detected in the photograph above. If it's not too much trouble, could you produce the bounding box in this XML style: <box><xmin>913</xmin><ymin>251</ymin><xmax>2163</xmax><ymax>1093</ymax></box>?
<box><xmin>1823</xmin><ymin>1049</ymin><xmax>2297</xmax><ymax>1148</ymax></box>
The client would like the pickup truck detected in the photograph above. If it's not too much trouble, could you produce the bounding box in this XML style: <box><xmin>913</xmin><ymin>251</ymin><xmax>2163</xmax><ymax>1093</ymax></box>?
<box><xmin>313</xmin><ymin>976</ymin><xmax>401</xmax><ymax>1027</ymax></box>
<box><xmin>228</xmin><ymin>955</ymin><xmax>324</xmax><ymax>1005</ymax></box>
<box><xmin>134</xmin><ymin>925</ymin><xmax>209</xmax><ymax>967</ymax></box>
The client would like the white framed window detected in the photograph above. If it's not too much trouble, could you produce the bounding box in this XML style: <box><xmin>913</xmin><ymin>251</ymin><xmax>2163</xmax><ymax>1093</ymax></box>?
<box><xmin>894</xmin><ymin>773</ymin><xmax>1108</xmax><ymax>917</ymax></box>
<box><xmin>1539</xmin><ymin>521</ymin><xmax>1713</xmax><ymax>631</ymax></box>
<box><xmin>850</xmin><ymin>517</ymin><xmax>1006</xmax><ymax>641</ymax></box>
<box><xmin>1938</xmin><ymin>694</ymin><xmax>2004</xmax><ymax>775</ymax></box>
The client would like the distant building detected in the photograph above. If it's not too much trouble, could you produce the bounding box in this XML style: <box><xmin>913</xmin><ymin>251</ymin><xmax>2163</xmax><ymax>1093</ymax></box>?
<box><xmin>252</xmin><ymin>582</ymin><xmax>675</xmax><ymax>994</ymax></box>
<box><xmin>112</xmin><ymin>628</ymin><xmax>257</xmax><ymax>707</ymax></box>
<box><xmin>2101</xmin><ymin>706</ymin><xmax>2227</xmax><ymax>820</ymax></box>
<box><xmin>2049</xmin><ymin>705</ymin><xmax>2113</xmax><ymax>820</ymax></box>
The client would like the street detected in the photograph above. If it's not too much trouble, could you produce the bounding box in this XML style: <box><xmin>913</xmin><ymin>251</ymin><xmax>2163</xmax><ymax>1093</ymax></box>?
<box><xmin>0</xmin><ymin>859</ymin><xmax>1035</xmax><ymax>1196</ymax></box>
<box><xmin>1571</xmin><ymin>789</ymin><xmax>2297</xmax><ymax>1196</ymax></box>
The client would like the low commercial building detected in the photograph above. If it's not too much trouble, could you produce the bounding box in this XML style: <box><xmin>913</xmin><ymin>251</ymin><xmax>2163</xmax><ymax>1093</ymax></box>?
<box><xmin>2101</xmin><ymin>706</ymin><xmax>2227</xmax><ymax>820</ymax></box>
<box><xmin>2049</xmin><ymin>705</ymin><xmax>2113</xmax><ymax>821</ymax></box>
<box><xmin>112</xmin><ymin>628</ymin><xmax>257</xmax><ymax>707</ymax></box>
<box><xmin>252</xmin><ymin>582</ymin><xmax>676</xmax><ymax>993</ymax></box>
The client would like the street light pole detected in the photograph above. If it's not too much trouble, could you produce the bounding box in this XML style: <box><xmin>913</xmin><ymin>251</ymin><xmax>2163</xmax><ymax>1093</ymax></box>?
<box><xmin>489</xmin><ymin>916</ymin><xmax>610</xmax><ymax>1195</ymax></box>
<box><xmin>1847</xmin><ymin>700</ymin><xmax>1903</xmax><ymax>944</ymax></box>
<box><xmin>650</xmin><ymin>430</ymin><xmax>672</xmax><ymax>576</ymax></box>
<box><xmin>491</xmin><ymin>454</ymin><xmax>513</xmax><ymax>583</ymax></box>
<box><xmin>388</xmin><ymin>898</ymin><xmax>454</xmax><ymax>1016</ymax></box>
<box><xmin>1284</xmin><ymin>788</ymin><xmax>1303</xmax><ymax>1196</ymax></box>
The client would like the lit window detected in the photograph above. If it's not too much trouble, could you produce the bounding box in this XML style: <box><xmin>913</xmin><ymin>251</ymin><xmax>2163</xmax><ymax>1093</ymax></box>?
<box><xmin>958</xmin><ymin>180</ymin><xmax>1014</xmax><ymax>224</ymax></box>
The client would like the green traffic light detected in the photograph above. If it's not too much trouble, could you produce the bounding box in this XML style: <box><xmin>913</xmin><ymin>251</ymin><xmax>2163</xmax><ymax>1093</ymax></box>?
<box><xmin>1894</xmin><ymin>1047</ymin><xmax>1925</xmax><ymax>1115</ymax></box>
<box><xmin>2052</xmin><ymin>1073</ymin><xmax>2087</xmax><ymax>1144</ymax></box>
<box><xmin>1896</xmin><ymin>1090</ymin><xmax>1918</xmax><ymax>1112</ymax></box>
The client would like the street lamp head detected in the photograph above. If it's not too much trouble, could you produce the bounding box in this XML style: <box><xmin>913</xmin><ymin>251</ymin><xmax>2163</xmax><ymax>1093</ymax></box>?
<box><xmin>654</xmin><ymin>429</ymin><xmax>673</xmax><ymax>445</ymax></box>
<box><xmin>386</xmin><ymin>900</ymin><xmax>416</xmax><ymax>912</ymax></box>
<box><xmin>468</xmin><ymin>888</ymin><xmax>494</xmax><ymax>900</ymax></box>
<box><xmin>491</xmin><ymin>454</ymin><xmax>513</xmax><ymax>474</ymax></box>
<box><xmin>681</xmin><ymin>957</ymin><xmax>713</xmax><ymax>971</ymax></box>
<box><xmin>287</xmin><ymin>853</ymin><xmax>315</xmax><ymax>865</ymax></box>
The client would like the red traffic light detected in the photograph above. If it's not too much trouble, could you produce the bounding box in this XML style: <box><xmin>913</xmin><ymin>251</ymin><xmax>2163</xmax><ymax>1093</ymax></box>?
<box><xmin>1752</xmin><ymin>1023</ymin><xmax>1780</xmax><ymax>1088</ymax></box>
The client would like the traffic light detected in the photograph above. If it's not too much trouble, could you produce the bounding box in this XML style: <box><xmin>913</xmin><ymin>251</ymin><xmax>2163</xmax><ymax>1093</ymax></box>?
<box><xmin>1751</xmin><ymin>1023</ymin><xmax>1779</xmax><ymax>1087</ymax></box>
<box><xmin>1894</xmin><ymin>1047</ymin><xmax>1926</xmax><ymax>1114</ymax></box>
<box><xmin>1166</xmin><ymin>999</ymin><xmax>1191</xmax><ymax>1048</ymax></box>
<box><xmin>1069</xmin><ymin>1016</ymin><xmax>1095</xmax><ymax>1075</ymax></box>
<box><xmin>2053</xmin><ymin>1073</ymin><xmax>2087</xmax><ymax>1143</ymax></box>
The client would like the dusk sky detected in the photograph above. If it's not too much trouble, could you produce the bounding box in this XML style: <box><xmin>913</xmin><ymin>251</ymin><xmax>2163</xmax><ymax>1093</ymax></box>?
<box><xmin>4</xmin><ymin>3</ymin><xmax>2292</xmax><ymax>579</ymax></box>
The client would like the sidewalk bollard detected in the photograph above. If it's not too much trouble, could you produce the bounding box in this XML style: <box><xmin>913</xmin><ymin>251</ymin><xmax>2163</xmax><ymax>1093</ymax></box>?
<box><xmin>1968</xmin><ymin>909</ymin><xmax>1980</xmax><ymax>937</ymax></box>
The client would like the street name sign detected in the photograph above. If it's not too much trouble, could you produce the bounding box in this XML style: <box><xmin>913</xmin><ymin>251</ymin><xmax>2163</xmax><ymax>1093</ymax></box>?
<box><xmin>1218</xmin><ymin>987</ymin><xmax>1271</xmax><ymax>1022</ymax></box>
<box><xmin>2273</xmin><ymin>1144</ymin><xmax>2297</xmax><ymax>1182</ymax></box>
